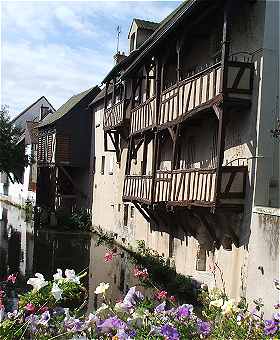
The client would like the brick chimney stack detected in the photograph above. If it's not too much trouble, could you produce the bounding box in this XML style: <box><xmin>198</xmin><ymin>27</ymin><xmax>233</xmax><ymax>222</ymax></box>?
<box><xmin>114</xmin><ymin>51</ymin><xmax>127</xmax><ymax>65</ymax></box>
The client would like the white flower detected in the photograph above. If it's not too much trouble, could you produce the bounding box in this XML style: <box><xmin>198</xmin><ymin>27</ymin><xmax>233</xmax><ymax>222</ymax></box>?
<box><xmin>222</xmin><ymin>299</ymin><xmax>236</xmax><ymax>315</ymax></box>
<box><xmin>209</xmin><ymin>298</ymin><xmax>223</xmax><ymax>308</ymax></box>
<box><xmin>94</xmin><ymin>282</ymin><xmax>110</xmax><ymax>295</ymax></box>
<box><xmin>95</xmin><ymin>303</ymin><xmax>109</xmax><ymax>315</ymax></box>
<box><xmin>65</xmin><ymin>269</ymin><xmax>80</xmax><ymax>284</ymax></box>
<box><xmin>51</xmin><ymin>282</ymin><xmax>63</xmax><ymax>301</ymax></box>
<box><xmin>53</xmin><ymin>269</ymin><xmax>63</xmax><ymax>281</ymax></box>
<box><xmin>64</xmin><ymin>308</ymin><xmax>70</xmax><ymax>321</ymax></box>
<box><xmin>27</xmin><ymin>273</ymin><xmax>48</xmax><ymax>291</ymax></box>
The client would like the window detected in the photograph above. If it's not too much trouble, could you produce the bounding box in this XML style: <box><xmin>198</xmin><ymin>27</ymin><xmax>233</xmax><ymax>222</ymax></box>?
<box><xmin>130</xmin><ymin>206</ymin><xmax>135</xmax><ymax>218</ymax></box>
<box><xmin>101</xmin><ymin>156</ymin><xmax>105</xmax><ymax>175</ymax></box>
<box><xmin>123</xmin><ymin>204</ymin><xmax>129</xmax><ymax>226</ymax></box>
<box><xmin>118</xmin><ymin>204</ymin><xmax>121</xmax><ymax>212</ymax></box>
<box><xmin>196</xmin><ymin>245</ymin><xmax>206</xmax><ymax>271</ymax></box>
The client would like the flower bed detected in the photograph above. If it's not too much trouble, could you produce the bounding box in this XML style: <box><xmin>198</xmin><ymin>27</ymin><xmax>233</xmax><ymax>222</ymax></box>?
<box><xmin>0</xmin><ymin>268</ymin><xmax>279</xmax><ymax>339</ymax></box>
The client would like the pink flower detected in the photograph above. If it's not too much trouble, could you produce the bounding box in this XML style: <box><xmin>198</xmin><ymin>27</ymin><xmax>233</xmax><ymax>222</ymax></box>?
<box><xmin>104</xmin><ymin>252</ymin><xmax>114</xmax><ymax>262</ymax></box>
<box><xmin>169</xmin><ymin>295</ymin><xmax>176</xmax><ymax>303</ymax></box>
<box><xmin>133</xmin><ymin>267</ymin><xmax>149</xmax><ymax>280</ymax></box>
<box><xmin>7</xmin><ymin>274</ymin><xmax>17</xmax><ymax>284</ymax></box>
<box><xmin>155</xmin><ymin>290</ymin><xmax>168</xmax><ymax>300</ymax></box>
<box><xmin>39</xmin><ymin>306</ymin><xmax>49</xmax><ymax>313</ymax></box>
<box><xmin>25</xmin><ymin>303</ymin><xmax>36</xmax><ymax>313</ymax></box>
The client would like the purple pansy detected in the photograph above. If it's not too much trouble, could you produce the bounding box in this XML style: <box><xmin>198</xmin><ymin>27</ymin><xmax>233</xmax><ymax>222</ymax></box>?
<box><xmin>264</xmin><ymin>319</ymin><xmax>278</xmax><ymax>335</ymax></box>
<box><xmin>161</xmin><ymin>324</ymin><xmax>180</xmax><ymax>340</ymax></box>
<box><xmin>98</xmin><ymin>316</ymin><xmax>127</xmax><ymax>333</ymax></box>
<box><xmin>197</xmin><ymin>319</ymin><xmax>211</xmax><ymax>336</ymax></box>
<box><xmin>176</xmin><ymin>304</ymin><xmax>193</xmax><ymax>319</ymax></box>
<box><xmin>38</xmin><ymin>311</ymin><xmax>50</xmax><ymax>326</ymax></box>
<box><xmin>65</xmin><ymin>318</ymin><xmax>85</xmax><ymax>332</ymax></box>
<box><xmin>154</xmin><ymin>301</ymin><xmax>166</xmax><ymax>313</ymax></box>
<box><xmin>120</xmin><ymin>287</ymin><xmax>144</xmax><ymax>311</ymax></box>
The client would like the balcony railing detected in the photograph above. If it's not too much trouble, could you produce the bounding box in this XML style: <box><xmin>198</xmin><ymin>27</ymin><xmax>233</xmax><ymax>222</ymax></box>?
<box><xmin>160</xmin><ymin>62</ymin><xmax>221</xmax><ymax>126</ymax></box>
<box><xmin>154</xmin><ymin>168</ymin><xmax>217</xmax><ymax>205</ymax></box>
<box><xmin>123</xmin><ymin>175</ymin><xmax>153</xmax><ymax>203</ymax></box>
<box><xmin>103</xmin><ymin>99</ymin><xmax>126</xmax><ymax>130</ymax></box>
<box><xmin>128</xmin><ymin>60</ymin><xmax>254</xmax><ymax>134</ymax></box>
<box><xmin>159</xmin><ymin>60</ymin><xmax>253</xmax><ymax>127</ymax></box>
<box><xmin>130</xmin><ymin>96</ymin><xmax>156</xmax><ymax>135</ymax></box>
<box><xmin>123</xmin><ymin>166</ymin><xmax>247</xmax><ymax>207</ymax></box>
<box><xmin>38</xmin><ymin>132</ymin><xmax>71</xmax><ymax>165</ymax></box>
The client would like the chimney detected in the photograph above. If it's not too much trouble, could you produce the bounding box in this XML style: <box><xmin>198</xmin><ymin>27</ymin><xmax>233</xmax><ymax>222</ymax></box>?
<box><xmin>114</xmin><ymin>51</ymin><xmax>127</xmax><ymax>65</ymax></box>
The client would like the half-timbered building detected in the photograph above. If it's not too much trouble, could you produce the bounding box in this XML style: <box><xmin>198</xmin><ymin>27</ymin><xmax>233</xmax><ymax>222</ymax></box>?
<box><xmin>36</xmin><ymin>86</ymin><xmax>100</xmax><ymax>213</ymax></box>
<box><xmin>91</xmin><ymin>0</ymin><xmax>279</xmax><ymax>314</ymax></box>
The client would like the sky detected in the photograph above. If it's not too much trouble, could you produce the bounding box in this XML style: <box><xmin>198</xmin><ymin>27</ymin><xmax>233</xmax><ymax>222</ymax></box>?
<box><xmin>1</xmin><ymin>1</ymin><xmax>180</xmax><ymax>117</ymax></box>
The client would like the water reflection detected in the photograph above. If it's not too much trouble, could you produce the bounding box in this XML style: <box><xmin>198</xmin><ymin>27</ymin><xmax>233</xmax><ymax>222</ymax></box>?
<box><xmin>0</xmin><ymin>202</ymin><xmax>135</xmax><ymax>308</ymax></box>
<box><xmin>0</xmin><ymin>203</ymin><xmax>34</xmax><ymax>282</ymax></box>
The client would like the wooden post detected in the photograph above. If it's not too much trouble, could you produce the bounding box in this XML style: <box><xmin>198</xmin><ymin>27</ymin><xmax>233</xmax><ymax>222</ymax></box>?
<box><xmin>214</xmin><ymin>0</ymin><xmax>232</xmax><ymax>204</ymax></box>
<box><xmin>176</xmin><ymin>40</ymin><xmax>182</xmax><ymax>83</ymax></box>
<box><xmin>104</xmin><ymin>82</ymin><xmax>109</xmax><ymax>110</ymax></box>
<box><xmin>112</xmin><ymin>77</ymin><xmax>116</xmax><ymax>105</ymax></box>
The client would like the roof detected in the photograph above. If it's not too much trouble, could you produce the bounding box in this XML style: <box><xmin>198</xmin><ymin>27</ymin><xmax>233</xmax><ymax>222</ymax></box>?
<box><xmin>11</xmin><ymin>96</ymin><xmax>55</xmax><ymax>124</ymax></box>
<box><xmin>128</xmin><ymin>18</ymin><xmax>159</xmax><ymax>38</ymax></box>
<box><xmin>89</xmin><ymin>84</ymin><xmax>113</xmax><ymax>106</ymax></box>
<box><xmin>121</xmin><ymin>0</ymin><xmax>208</xmax><ymax>79</ymax></box>
<box><xmin>39</xmin><ymin>86</ymin><xmax>100</xmax><ymax>128</ymax></box>
<box><xmin>101</xmin><ymin>49</ymin><xmax>139</xmax><ymax>84</ymax></box>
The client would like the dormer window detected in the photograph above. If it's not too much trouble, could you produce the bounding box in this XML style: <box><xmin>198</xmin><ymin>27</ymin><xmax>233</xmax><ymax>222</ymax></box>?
<box><xmin>128</xmin><ymin>18</ymin><xmax>159</xmax><ymax>54</ymax></box>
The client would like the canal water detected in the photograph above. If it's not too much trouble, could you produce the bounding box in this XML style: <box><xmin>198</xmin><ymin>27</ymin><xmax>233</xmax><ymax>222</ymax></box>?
<box><xmin>0</xmin><ymin>201</ymin><xmax>137</xmax><ymax>311</ymax></box>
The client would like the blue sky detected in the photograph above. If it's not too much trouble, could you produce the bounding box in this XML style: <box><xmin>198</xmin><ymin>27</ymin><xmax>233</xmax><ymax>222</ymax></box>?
<box><xmin>1</xmin><ymin>1</ymin><xmax>180</xmax><ymax>117</ymax></box>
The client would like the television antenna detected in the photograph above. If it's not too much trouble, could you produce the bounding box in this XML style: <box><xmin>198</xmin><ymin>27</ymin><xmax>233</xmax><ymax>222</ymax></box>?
<box><xmin>116</xmin><ymin>25</ymin><xmax>121</xmax><ymax>53</ymax></box>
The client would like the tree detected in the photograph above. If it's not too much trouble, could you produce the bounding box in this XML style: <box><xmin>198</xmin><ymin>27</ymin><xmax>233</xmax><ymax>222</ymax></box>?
<box><xmin>0</xmin><ymin>105</ymin><xmax>29</xmax><ymax>183</ymax></box>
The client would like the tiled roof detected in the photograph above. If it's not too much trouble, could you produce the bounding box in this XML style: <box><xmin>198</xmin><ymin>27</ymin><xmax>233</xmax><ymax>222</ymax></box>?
<box><xmin>39</xmin><ymin>86</ymin><xmax>99</xmax><ymax>128</ymax></box>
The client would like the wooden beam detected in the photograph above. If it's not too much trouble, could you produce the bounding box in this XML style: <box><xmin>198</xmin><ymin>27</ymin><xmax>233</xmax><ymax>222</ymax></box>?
<box><xmin>108</xmin><ymin>132</ymin><xmax>121</xmax><ymax>163</ymax></box>
<box><xmin>134</xmin><ymin>202</ymin><xmax>151</xmax><ymax>223</ymax></box>
<box><xmin>59</xmin><ymin>166</ymin><xmax>87</xmax><ymax>199</ymax></box>
<box><xmin>213</xmin><ymin>103</ymin><xmax>222</xmax><ymax>120</ymax></box>
<box><xmin>214</xmin><ymin>0</ymin><xmax>232</xmax><ymax>205</ymax></box>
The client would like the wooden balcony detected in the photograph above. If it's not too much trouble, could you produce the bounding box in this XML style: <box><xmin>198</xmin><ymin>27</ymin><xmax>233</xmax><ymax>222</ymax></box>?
<box><xmin>123</xmin><ymin>166</ymin><xmax>247</xmax><ymax>207</ymax></box>
<box><xmin>130</xmin><ymin>96</ymin><xmax>156</xmax><ymax>135</ymax></box>
<box><xmin>103</xmin><ymin>99</ymin><xmax>127</xmax><ymax>131</ymax></box>
<box><xmin>123</xmin><ymin>175</ymin><xmax>153</xmax><ymax>204</ymax></box>
<box><xmin>159</xmin><ymin>60</ymin><xmax>253</xmax><ymax>127</ymax></box>
<box><xmin>38</xmin><ymin>131</ymin><xmax>71</xmax><ymax>166</ymax></box>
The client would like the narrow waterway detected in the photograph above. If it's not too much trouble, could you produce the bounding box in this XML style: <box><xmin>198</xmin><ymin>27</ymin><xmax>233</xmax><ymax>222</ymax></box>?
<box><xmin>0</xmin><ymin>201</ymin><xmax>136</xmax><ymax>310</ymax></box>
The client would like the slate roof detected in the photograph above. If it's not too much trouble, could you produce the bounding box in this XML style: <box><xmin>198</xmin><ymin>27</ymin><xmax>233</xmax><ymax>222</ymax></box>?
<box><xmin>39</xmin><ymin>86</ymin><xmax>100</xmax><ymax>128</ymax></box>
<box><xmin>89</xmin><ymin>84</ymin><xmax>113</xmax><ymax>106</ymax></box>
<box><xmin>11</xmin><ymin>96</ymin><xmax>55</xmax><ymax>124</ymax></box>
<box><xmin>101</xmin><ymin>49</ymin><xmax>139</xmax><ymax>84</ymax></box>
<box><xmin>134</xmin><ymin>19</ymin><xmax>160</xmax><ymax>31</ymax></box>
<box><xmin>121</xmin><ymin>0</ymin><xmax>207</xmax><ymax>78</ymax></box>
<box><xmin>102</xmin><ymin>1</ymin><xmax>192</xmax><ymax>84</ymax></box>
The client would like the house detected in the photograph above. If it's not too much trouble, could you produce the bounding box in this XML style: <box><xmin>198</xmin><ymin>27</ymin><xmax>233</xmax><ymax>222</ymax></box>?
<box><xmin>91</xmin><ymin>0</ymin><xmax>279</xmax><ymax>315</ymax></box>
<box><xmin>0</xmin><ymin>97</ymin><xmax>55</xmax><ymax>205</ymax></box>
<box><xmin>36</xmin><ymin>86</ymin><xmax>100</xmax><ymax>213</ymax></box>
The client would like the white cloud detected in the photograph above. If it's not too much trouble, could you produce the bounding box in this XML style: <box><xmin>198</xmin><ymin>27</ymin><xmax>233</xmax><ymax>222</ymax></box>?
<box><xmin>1</xmin><ymin>1</ymin><xmax>180</xmax><ymax>116</ymax></box>
<box><xmin>2</xmin><ymin>40</ymin><xmax>112</xmax><ymax>114</ymax></box>
<box><xmin>54</xmin><ymin>6</ymin><xmax>95</xmax><ymax>36</ymax></box>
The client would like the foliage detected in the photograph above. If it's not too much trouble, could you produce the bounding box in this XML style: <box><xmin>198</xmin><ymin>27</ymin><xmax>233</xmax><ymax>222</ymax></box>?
<box><xmin>93</xmin><ymin>229</ymin><xmax>196</xmax><ymax>304</ymax></box>
<box><xmin>54</xmin><ymin>208</ymin><xmax>92</xmax><ymax>231</ymax></box>
<box><xmin>0</xmin><ymin>268</ymin><xmax>279</xmax><ymax>339</ymax></box>
<box><xmin>0</xmin><ymin>105</ymin><xmax>29</xmax><ymax>183</ymax></box>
